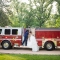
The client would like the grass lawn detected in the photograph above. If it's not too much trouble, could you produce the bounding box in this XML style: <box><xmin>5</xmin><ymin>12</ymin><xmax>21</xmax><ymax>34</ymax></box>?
<box><xmin>0</xmin><ymin>54</ymin><xmax>60</xmax><ymax>60</ymax></box>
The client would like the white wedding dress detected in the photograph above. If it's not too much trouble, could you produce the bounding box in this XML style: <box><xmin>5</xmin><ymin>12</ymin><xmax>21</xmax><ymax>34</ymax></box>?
<box><xmin>27</xmin><ymin>35</ymin><xmax>39</xmax><ymax>52</ymax></box>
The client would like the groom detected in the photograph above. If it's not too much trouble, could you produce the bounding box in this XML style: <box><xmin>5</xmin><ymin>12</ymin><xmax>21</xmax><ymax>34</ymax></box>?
<box><xmin>22</xmin><ymin>29</ymin><xmax>29</xmax><ymax>46</ymax></box>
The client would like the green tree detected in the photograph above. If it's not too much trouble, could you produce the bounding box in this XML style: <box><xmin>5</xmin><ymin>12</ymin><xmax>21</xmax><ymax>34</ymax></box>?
<box><xmin>0</xmin><ymin>0</ymin><xmax>12</xmax><ymax>26</ymax></box>
<box><xmin>9</xmin><ymin>0</ymin><xmax>28</xmax><ymax>27</ymax></box>
<box><xmin>31</xmin><ymin>0</ymin><xmax>53</xmax><ymax>27</ymax></box>
<box><xmin>55</xmin><ymin>17</ymin><xmax>60</xmax><ymax>27</ymax></box>
<box><xmin>2</xmin><ymin>0</ymin><xmax>59</xmax><ymax>28</ymax></box>
<box><xmin>23</xmin><ymin>0</ymin><xmax>53</xmax><ymax>27</ymax></box>
<box><xmin>0</xmin><ymin>9</ymin><xmax>11</xmax><ymax>26</ymax></box>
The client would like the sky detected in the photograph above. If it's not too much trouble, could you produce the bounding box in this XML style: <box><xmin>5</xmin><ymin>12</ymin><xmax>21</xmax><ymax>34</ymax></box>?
<box><xmin>51</xmin><ymin>1</ymin><xmax>58</xmax><ymax>14</ymax></box>
<box><xmin>19</xmin><ymin>0</ymin><xmax>29</xmax><ymax>4</ymax></box>
<box><xmin>21</xmin><ymin>0</ymin><xmax>29</xmax><ymax>2</ymax></box>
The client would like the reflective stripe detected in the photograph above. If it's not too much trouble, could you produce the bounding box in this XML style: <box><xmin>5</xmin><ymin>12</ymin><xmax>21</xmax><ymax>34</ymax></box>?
<box><xmin>0</xmin><ymin>39</ymin><xmax>21</xmax><ymax>40</ymax></box>
<box><xmin>36</xmin><ymin>38</ymin><xmax>60</xmax><ymax>41</ymax></box>
<box><xmin>56</xmin><ymin>39</ymin><xmax>60</xmax><ymax>41</ymax></box>
<box><xmin>36</xmin><ymin>39</ymin><xmax>42</xmax><ymax>41</ymax></box>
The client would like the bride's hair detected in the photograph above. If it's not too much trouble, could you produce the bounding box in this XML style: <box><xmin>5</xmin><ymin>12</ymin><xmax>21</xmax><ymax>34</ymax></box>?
<box><xmin>29</xmin><ymin>31</ymin><xmax>32</xmax><ymax>33</ymax></box>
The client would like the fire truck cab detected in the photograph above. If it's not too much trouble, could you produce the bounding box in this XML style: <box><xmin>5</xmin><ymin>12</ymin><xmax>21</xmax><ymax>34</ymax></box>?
<box><xmin>0</xmin><ymin>27</ymin><xmax>23</xmax><ymax>49</ymax></box>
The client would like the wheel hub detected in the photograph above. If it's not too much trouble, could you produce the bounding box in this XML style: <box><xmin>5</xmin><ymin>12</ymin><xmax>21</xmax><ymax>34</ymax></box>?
<box><xmin>47</xmin><ymin>43</ymin><xmax>52</xmax><ymax>49</ymax></box>
<box><xmin>3</xmin><ymin>42</ymin><xmax>9</xmax><ymax>48</ymax></box>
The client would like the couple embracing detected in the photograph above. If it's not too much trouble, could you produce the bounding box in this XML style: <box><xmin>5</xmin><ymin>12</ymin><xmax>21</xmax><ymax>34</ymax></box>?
<box><xmin>22</xmin><ymin>29</ymin><xmax>39</xmax><ymax>52</ymax></box>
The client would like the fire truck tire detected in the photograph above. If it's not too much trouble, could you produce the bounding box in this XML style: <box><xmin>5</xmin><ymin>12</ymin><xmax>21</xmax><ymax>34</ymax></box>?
<box><xmin>44</xmin><ymin>42</ymin><xmax>55</xmax><ymax>51</ymax></box>
<box><xmin>2</xmin><ymin>41</ymin><xmax>11</xmax><ymax>49</ymax></box>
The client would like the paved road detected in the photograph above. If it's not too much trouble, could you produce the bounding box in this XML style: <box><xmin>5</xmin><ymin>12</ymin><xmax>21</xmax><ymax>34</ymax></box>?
<box><xmin>0</xmin><ymin>46</ymin><xmax>60</xmax><ymax>55</ymax></box>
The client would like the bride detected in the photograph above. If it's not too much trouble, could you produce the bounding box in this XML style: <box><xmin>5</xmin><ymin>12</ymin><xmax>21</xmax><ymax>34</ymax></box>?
<box><xmin>27</xmin><ymin>31</ymin><xmax>39</xmax><ymax>52</ymax></box>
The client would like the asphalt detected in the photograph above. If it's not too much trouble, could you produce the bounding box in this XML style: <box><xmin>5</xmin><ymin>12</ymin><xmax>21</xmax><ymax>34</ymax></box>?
<box><xmin>0</xmin><ymin>46</ymin><xmax>60</xmax><ymax>55</ymax></box>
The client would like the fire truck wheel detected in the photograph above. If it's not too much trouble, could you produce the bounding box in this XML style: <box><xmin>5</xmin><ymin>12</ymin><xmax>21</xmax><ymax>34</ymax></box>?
<box><xmin>44</xmin><ymin>42</ymin><xmax>55</xmax><ymax>51</ymax></box>
<box><xmin>2</xmin><ymin>41</ymin><xmax>11</xmax><ymax>49</ymax></box>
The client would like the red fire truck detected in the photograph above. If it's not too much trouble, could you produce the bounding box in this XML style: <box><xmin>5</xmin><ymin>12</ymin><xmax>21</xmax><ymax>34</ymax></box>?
<box><xmin>0</xmin><ymin>27</ymin><xmax>60</xmax><ymax>51</ymax></box>
<box><xmin>35</xmin><ymin>28</ymin><xmax>60</xmax><ymax>51</ymax></box>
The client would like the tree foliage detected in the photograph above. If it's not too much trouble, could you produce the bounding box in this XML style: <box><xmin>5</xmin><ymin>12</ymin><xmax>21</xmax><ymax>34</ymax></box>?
<box><xmin>0</xmin><ymin>0</ymin><xmax>60</xmax><ymax>28</ymax></box>
<box><xmin>0</xmin><ymin>9</ymin><xmax>11</xmax><ymax>26</ymax></box>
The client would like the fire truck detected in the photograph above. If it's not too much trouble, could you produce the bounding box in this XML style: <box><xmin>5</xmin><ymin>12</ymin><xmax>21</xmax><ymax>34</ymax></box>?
<box><xmin>0</xmin><ymin>27</ymin><xmax>60</xmax><ymax>51</ymax></box>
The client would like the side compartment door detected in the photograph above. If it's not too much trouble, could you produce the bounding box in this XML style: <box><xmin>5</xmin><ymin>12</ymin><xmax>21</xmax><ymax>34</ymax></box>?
<box><xmin>35</xmin><ymin>30</ymin><xmax>42</xmax><ymax>46</ymax></box>
<box><xmin>57</xmin><ymin>31</ymin><xmax>60</xmax><ymax>46</ymax></box>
